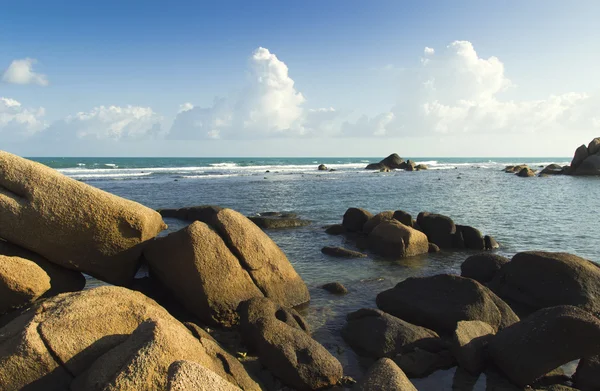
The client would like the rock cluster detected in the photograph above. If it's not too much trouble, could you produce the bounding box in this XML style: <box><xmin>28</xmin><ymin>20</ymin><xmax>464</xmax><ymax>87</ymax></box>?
<box><xmin>364</xmin><ymin>153</ymin><xmax>429</xmax><ymax>172</ymax></box>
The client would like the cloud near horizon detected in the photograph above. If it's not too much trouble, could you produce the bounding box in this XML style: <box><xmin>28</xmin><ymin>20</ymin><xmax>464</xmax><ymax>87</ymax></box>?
<box><xmin>0</xmin><ymin>97</ymin><xmax>46</xmax><ymax>141</ymax></box>
<box><xmin>2</xmin><ymin>58</ymin><xmax>48</xmax><ymax>86</ymax></box>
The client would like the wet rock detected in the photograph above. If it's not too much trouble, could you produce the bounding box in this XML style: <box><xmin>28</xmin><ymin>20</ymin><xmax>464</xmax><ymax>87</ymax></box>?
<box><xmin>517</xmin><ymin>167</ymin><xmax>536</xmax><ymax>177</ymax></box>
<box><xmin>457</xmin><ymin>225</ymin><xmax>485</xmax><ymax>250</ymax></box>
<box><xmin>354</xmin><ymin>358</ymin><xmax>417</xmax><ymax>391</ymax></box>
<box><xmin>574</xmin><ymin>354</ymin><xmax>600</xmax><ymax>391</ymax></box>
<box><xmin>489</xmin><ymin>305</ymin><xmax>600</xmax><ymax>387</ymax></box>
<box><xmin>504</xmin><ymin>164</ymin><xmax>528</xmax><ymax>173</ymax></box>
<box><xmin>167</xmin><ymin>360</ymin><xmax>242</xmax><ymax>391</ymax></box>
<box><xmin>394</xmin><ymin>349</ymin><xmax>455</xmax><ymax>378</ymax></box>
<box><xmin>452</xmin><ymin>320</ymin><xmax>495</xmax><ymax>374</ymax></box>
<box><xmin>321</xmin><ymin>282</ymin><xmax>348</xmax><ymax>294</ymax></box>
<box><xmin>368</xmin><ymin>220</ymin><xmax>429</xmax><ymax>258</ymax></box>
<box><xmin>343</xmin><ymin>208</ymin><xmax>373</xmax><ymax>232</ymax></box>
<box><xmin>460</xmin><ymin>253</ymin><xmax>510</xmax><ymax>284</ymax></box>
<box><xmin>321</xmin><ymin>246</ymin><xmax>367</xmax><ymax>258</ymax></box>
<box><xmin>428</xmin><ymin>243</ymin><xmax>440</xmax><ymax>253</ymax></box>
<box><xmin>0</xmin><ymin>151</ymin><xmax>167</xmax><ymax>286</ymax></box>
<box><xmin>158</xmin><ymin>205</ymin><xmax>223</xmax><ymax>222</ymax></box>
<box><xmin>392</xmin><ymin>210</ymin><xmax>413</xmax><ymax>227</ymax></box>
<box><xmin>325</xmin><ymin>224</ymin><xmax>346</xmax><ymax>235</ymax></box>
<box><xmin>0</xmin><ymin>255</ymin><xmax>50</xmax><ymax>314</ymax></box>
<box><xmin>484</xmin><ymin>235</ymin><xmax>500</xmax><ymax>250</ymax></box>
<box><xmin>539</xmin><ymin>164</ymin><xmax>565</xmax><ymax>176</ymax></box>
<box><xmin>417</xmin><ymin>212</ymin><xmax>456</xmax><ymax>249</ymax></box>
<box><xmin>248</xmin><ymin>215</ymin><xmax>311</xmax><ymax>229</ymax></box>
<box><xmin>317</xmin><ymin>164</ymin><xmax>328</xmax><ymax>171</ymax></box>
<box><xmin>342</xmin><ymin>308</ymin><xmax>444</xmax><ymax>358</ymax></box>
<box><xmin>363</xmin><ymin>211</ymin><xmax>394</xmax><ymax>234</ymax></box>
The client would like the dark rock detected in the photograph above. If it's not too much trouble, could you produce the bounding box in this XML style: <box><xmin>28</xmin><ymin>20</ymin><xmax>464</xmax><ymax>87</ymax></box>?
<box><xmin>257</xmin><ymin>211</ymin><xmax>297</xmax><ymax>218</ymax></box>
<box><xmin>392</xmin><ymin>210</ymin><xmax>413</xmax><ymax>227</ymax></box>
<box><xmin>457</xmin><ymin>225</ymin><xmax>485</xmax><ymax>250</ymax></box>
<box><xmin>399</xmin><ymin>160</ymin><xmax>416</xmax><ymax>171</ymax></box>
<box><xmin>321</xmin><ymin>246</ymin><xmax>367</xmax><ymax>258</ymax></box>
<box><xmin>394</xmin><ymin>349</ymin><xmax>455</xmax><ymax>378</ymax></box>
<box><xmin>248</xmin><ymin>216</ymin><xmax>311</xmax><ymax>229</ymax></box>
<box><xmin>571</xmin><ymin>144</ymin><xmax>590</xmax><ymax>170</ymax></box>
<box><xmin>488</xmin><ymin>305</ymin><xmax>600</xmax><ymax>387</ymax></box>
<box><xmin>321</xmin><ymin>282</ymin><xmax>348</xmax><ymax>294</ymax></box>
<box><xmin>574</xmin><ymin>354</ymin><xmax>600</xmax><ymax>391</ymax></box>
<box><xmin>417</xmin><ymin>212</ymin><xmax>456</xmax><ymax>249</ymax></box>
<box><xmin>376</xmin><ymin>274</ymin><xmax>519</xmax><ymax>335</ymax></box>
<box><xmin>368</xmin><ymin>220</ymin><xmax>429</xmax><ymax>258</ymax></box>
<box><xmin>415</xmin><ymin>164</ymin><xmax>428</xmax><ymax>170</ymax></box>
<box><xmin>484</xmin><ymin>235</ymin><xmax>500</xmax><ymax>250</ymax></box>
<box><xmin>317</xmin><ymin>164</ymin><xmax>328</xmax><ymax>171</ymax></box>
<box><xmin>342</xmin><ymin>308</ymin><xmax>444</xmax><ymax>358</ymax></box>
<box><xmin>575</xmin><ymin>154</ymin><xmax>600</xmax><ymax>176</ymax></box>
<box><xmin>588</xmin><ymin>137</ymin><xmax>600</xmax><ymax>156</ymax></box>
<box><xmin>504</xmin><ymin>164</ymin><xmax>528</xmax><ymax>173</ymax></box>
<box><xmin>452</xmin><ymin>231</ymin><xmax>466</xmax><ymax>249</ymax></box>
<box><xmin>517</xmin><ymin>167</ymin><xmax>536</xmax><ymax>177</ymax></box>
<box><xmin>452</xmin><ymin>320</ymin><xmax>495</xmax><ymax>374</ymax></box>
<box><xmin>428</xmin><ymin>243</ymin><xmax>440</xmax><ymax>253</ymax></box>
<box><xmin>158</xmin><ymin>205</ymin><xmax>222</xmax><ymax>222</ymax></box>
<box><xmin>365</xmin><ymin>162</ymin><xmax>389</xmax><ymax>171</ymax></box>
<box><xmin>324</xmin><ymin>224</ymin><xmax>346</xmax><ymax>235</ymax></box>
<box><xmin>343</xmin><ymin>208</ymin><xmax>373</xmax><ymax>232</ymax></box>
<box><xmin>381</xmin><ymin>153</ymin><xmax>405</xmax><ymax>169</ymax></box>
<box><xmin>354</xmin><ymin>358</ymin><xmax>417</xmax><ymax>391</ymax></box>
<box><xmin>539</xmin><ymin>164</ymin><xmax>565</xmax><ymax>176</ymax></box>
<box><xmin>461</xmin><ymin>253</ymin><xmax>510</xmax><ymax>284</ymax></box>
<box><xmin>363</xmin><ymin>211</ymin><xmax>394</xmax><ymax>234</ymax></box>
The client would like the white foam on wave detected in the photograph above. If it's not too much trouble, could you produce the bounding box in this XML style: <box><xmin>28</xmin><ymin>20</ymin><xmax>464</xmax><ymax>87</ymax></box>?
<box><xmin>104</xmin><ymin>163</ymin><xmax>118</xmax><ymax>168</ymax></box>
<box><xmin>69</xmin><ymin>172</ymin><xmax>153</xmax><ymax>179</ymax></box>
<box><xmin>209</xmin><ymin>162</ymin><xmax>238</xmax><ymax>168</ymax></box>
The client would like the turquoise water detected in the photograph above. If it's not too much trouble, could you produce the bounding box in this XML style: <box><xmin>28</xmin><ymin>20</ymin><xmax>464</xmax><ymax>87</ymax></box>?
<box><xmin>31</xmin><ymin>156</ymin><xmax>597</xmax><ymax>388</ymax></box>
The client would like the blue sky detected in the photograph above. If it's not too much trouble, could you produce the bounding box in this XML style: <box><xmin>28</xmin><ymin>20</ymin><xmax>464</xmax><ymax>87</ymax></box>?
<box><xmin>1</xmin><ymin>1</ymin><xmax>599</xmax><ymax>156</ymax></box>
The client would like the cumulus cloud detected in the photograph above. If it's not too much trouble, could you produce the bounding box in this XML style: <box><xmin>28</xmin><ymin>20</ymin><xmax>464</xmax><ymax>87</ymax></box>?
<box><xmin>169</xmin><ymin>47</ymin><xmax>335</xmax><ymax>140</ymax></box>
<box><xmin>2</xmin><ymin>58</ymin><xmax>48</xmax><ymax>86</ymax></box>
<box><xmin>0</xmin><ymin>97</ymin><xmax>46</xmax><ymax>141</ymax></box>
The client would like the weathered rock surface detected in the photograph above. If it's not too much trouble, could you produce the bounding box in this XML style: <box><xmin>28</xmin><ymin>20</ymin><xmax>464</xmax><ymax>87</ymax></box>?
<box><xmin>368</xmin><ymin>220</ymin><xmax>429</xmax><ymax>258</ymax></box>
<box><xmin>461</xmin><ymin>253</ymin><xmax>510</xmax><ymax>284</ymax></box>
<box><xmin>571</xmin><ymin>144</ymin><xmax>590</xmax><ymax>169</ymax></box>
<box><xmin>0</xmin><ymin>151</ymin><xmax>167</xmax><ymax>285</ymax></box>
<box><xmin>322</xmin><ymin>282</ymin><xmax>348</xmax><ymax>294</ymax></box>
<box><xmin>342</xmin><ymin>308</ymin><xmax>444</xmax><ymax>358</ymax></box>
<box><xmin>394</xmin><ymin>349</ymin><xmax>455</xmax><ymax>378</ymax></box>
<box><xmin>517</xmin><ymin>167</ymin><xmax>536</xmax><ymax>177</ymax></box>
<box><xmin>392</xmin><ymin>210</ymin><xmax>413</xmax><ymax>227</ymax></box>
<box><xmin>363</xmin><ymin>211</ymin><xmax>394</xmax><ymax>234</ymax></box>
<box><xmin>488</xmin><ymin>251</ymin><xmax>600</xmax><ymax>316</ymax></box>
<box><xmin>574</xmin><ymin>355</ymin><xmax>600</xmax><ymax>391</ymax></box>
<box><xmin>167</xmin><ymin>360</ymin><xmax>242</xmax><ymax>391</ymax></box>
<box><xmin>0</xmin><ymin>255</ymin><xmax>50</xmax><ymax>314</ymax></box>
<box><xmin>343</xmin><ymin>208</ymin><xmax>373</xmax><ymax>232</ymax></box>
<box><xmin>452</xmin><ymin>320</ymin><xmax>495</xmax><ymax>374</ymax></box>
<box><xmin>417</xmin><ymin>212</ymin><xmax>456</xmax><ymax>249</ymax></box>
<box><xmin>376</xmin><ymin>274</ymin><xmax>519</xmax><ymax>335</ymax></box>
<box><xmin>354</xmin><ymin>358</ymin><xmax>417</xmax><ymax>391</ymax></box>
<box><xmin>238</xmin><ymin>297</ymin><xmax>342</xmax><ymax>390</ymax></box>
<box><xmin>489</xmin><ymin>305</ymin><xmax>600</xmax><ymax>387</ymax></box>
<box><xmin>321</xmin><ymin>246</ymin><xmax>367</xmax><ymax>258</ymax></box>
<box><xmin>143</xmin><ymin>221</ymin><xmax>264</xmax><ymax>327</ymax></box>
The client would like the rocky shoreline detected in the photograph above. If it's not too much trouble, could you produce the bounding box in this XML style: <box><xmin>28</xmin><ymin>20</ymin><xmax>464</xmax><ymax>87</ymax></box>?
<box><xmin>1</xmin><ymin>149</ymin><xmax>600</xmax><ymax>390</ymax></box>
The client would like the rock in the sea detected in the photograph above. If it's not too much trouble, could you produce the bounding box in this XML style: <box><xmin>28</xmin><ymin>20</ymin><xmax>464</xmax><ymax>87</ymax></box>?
<box><xmin>143</xmin><ymin>221</ymin><xmax>264</xmax><ymax>327</ymax></box>
<box><xmin>571</xmin><ymin>144</ymin><xmax>590</xmax><ymax>169</ymax></box>
<box><xmin>354</xmin><ymin>358</ymin><xmax>417</xmax><ymax>391</ymax></box>
<box><xmin>238</xmin><ymin>297</ymin><xmax>342</xmax><ymax>390</ymax></box>
<box><xmin>457</xmin><ymin>225</ymin><xmax>485</xmax><ymax>250</ymax></box>
<box><xmin>460</xmin><ymin>253</ymin><xmax>510</xmax><ymax>284</ymax></box>
<box><xmin>488</xmin><ymin>251</ymin><xmax>600</xmax><ymax>316</ymax></box>
<box><xmin>321</xmin><ymin>246</ymin><xmax>367</xmax><ymax>258</ymax></box>
<box><xmin>376</xmin><ymin>274</ymin><xmax>519</xmax><ymax>335</ymax></box>
<box><xmin>381</xmin><ymin>153</ymin><xmax>405</xmax><ymax>169</ymax></box>
<box><xmin>573</xmin><ymin>355</ymin><xmax>600</xmax><ymax>391</ymax></box>
<box><xmin>452</xmin><ymin>320</ymin><xmax>495</xmax><ymax>374</ymax></box>
<box><xmin>167</xmin><ymin>360</ymin><xmax>243</xmax><ymax>391</ymax></box>
<box><xmin>539</xmin><ymin>164</ymin><xmax>565</xmax><ymax>176</ymax></box>
<box><xmin>317</xmin><ymin>164</ymin><xmax>328</xmax><ymax>171</ymax></box>
<box><xmin>394</xmin><ymin>348</ymin><xmax>455</xmax><ymax>378</ymax></box>
<box><xmin>415</xmin><ymin>164</ymin><xmax>428</xmax><ymax>170</ymax></box>
<box><xmin>158</xmin><ymin>205</ymin><xmax>222</xmax><ymax>222</ymax></box>
<box><xmin>363</xmin><ymin>211</ymin><xmax>394</xmax><ymax>234</ymax></box>
<box><xmin>368</xmin><ymin>220</ymin><xmax>429</xmax><ymax>258</ymax></box>
<box><xmin>392</xmin><ymin>210</ymin><xmax>413</xmax><ymax>227</ymax></box>
<box><xmin>0</xmin><ymin>240</ymin><xmax>85</xmax><ymax>297</ymax></box>
<box><xmin>484</xmin><ymin>235</ymin><xmax>500</xmax><ymax>250</ymax></box>
<box><xmin>342</xmin><ymin>308</ymin><xmax>444</xmax><ymax>358</ymax></box>
<box><xmin>428</xmin><ymin>243</ymin><xmax>440</xmax><ymax>253</ymax></box>
<box><xmin>248</xmin><ymin>215</ymin><xmax>311</xmax><ymax>229</ymax></box>
<box><xmin>575</xmin><ymin>154</ymin><xmax>600</xmax><ymax>176</ymax></box>
<box><xmin>589</xmin><ymin>137</ymin><xmax>600</xmax><ymax>156</ymax></box>
<box><xmin>325</xmin><ymin>224</ymin><xmax>346</xmax><ymax>235</ymax></box>
<box><xmin>0</xmin><ymin>255</ymin><xmax>50</xmax><ymax>314</ymax></box>
<box><xmin>417</xmin><ymin>212</ymin><xmax>456</xmax><ymax>249</ymax></box>
<box><xmin>0</xmin><ymin>151</ymin><xmax>167</xmax><ymax>286</ymax></box>
<box><xmin>517</xmin><ymin>167</ymin><xmax>536</xmax><ymax>177</ymax></box>
<box><xmin>489</xmin><ymin>305</ymin><xmax>600</xmax><ymax>387</ymax></box>
<box><xmin>365</xmin><ymin>162</ymin><xmax>389</xmax><ymax>171</ymax></box>
<box><xmin>322</xmin><ymin>282</ymin><xmax>348</xmax><ymax>294</ymax></box>
<box><xmin>343</xmin><ymin>207</ymin><xmax>373</xmax><ymax>232</ymax></box>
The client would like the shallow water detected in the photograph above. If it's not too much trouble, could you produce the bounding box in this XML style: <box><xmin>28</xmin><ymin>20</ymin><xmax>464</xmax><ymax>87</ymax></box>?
<box><xmin>36</xmin><ymin>157</ymin><xmax>599</xmax><ymax>389</ymax></box>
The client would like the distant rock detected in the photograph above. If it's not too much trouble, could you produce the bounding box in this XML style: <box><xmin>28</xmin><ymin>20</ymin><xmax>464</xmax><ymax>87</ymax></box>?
<box><xmin>428</xmin><ymin>243</ymin><xmax>440</xmax><ymax>253</ymax></box>
<box><xmin>517</xmin><ymin>167</ymin><xmax>536</xmax><ymax>177</ymax></box>
<box><xmin>321</xmin><ymin>282</ymin><xmax>348</xmax><ymax>294</ymax></box>
<box><xmin>484</xmin><ymin>235</ymin><xmax>500</xmax><ymax>250</ymax></box>
<box><xmin>415</xmin><ymin>164</ymin><xmax>429</xmax><ymax>170</ymax></box>
<box><xmin>539</xmin><ymin>164</ymin><xmax>565</xmax><ymax>176</ymax></box>
<box><xmin>248</xmin><ymin>214</ymin><xmax>311</xmax><ymax>229</ymax></box>
<box><xmin>575</xmin><ymin>154</ymin><xmax>600</xmax><ymax>176</ymax></box>
<box><xmin>457</xmin><ymin>225</ymin><xmax>485</xmax><ymax>250</ymax></box>
<box><xmin>365</xmin><ymin>162</ymin><xmax>389</xmax><ymax>171</ymax></box>
<box><xmin>321</xmin><ymin>246</ymin><xmax>367</xmax><ymax>258</ymax></box>
<box><xmin>380</xmin><ymin>153</ymin><xmax>405</xmax><ymax>169</ymax></box>
<box><xmin>589</xmin><ymin>137</ymin><xmax>600</xmax><ymax>155</ymax></box>
<box><xmin>504</xmin><ymin>164</ymin><xmax>529</xmax><ymax>173</ymax></box>
<box><xmin>317</xmin><ymin>164</ymin><xmax>328</xmax><ymax>171</ymax></box>
<box><xmin>158</xmin><ymin>205</ymin><xmax>223</xmax><ymax>222</ymax></box>
<box><xmin>324</xmin><ymin>224</ymin><xmax>346</xmax><ymax>235</ymax></box>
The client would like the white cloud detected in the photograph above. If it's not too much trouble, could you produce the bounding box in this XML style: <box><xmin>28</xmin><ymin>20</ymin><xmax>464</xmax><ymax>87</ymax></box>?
<box><xmin>2</xmin><ymin>58</ymin><xmax>48</xmax><ymax>86</ymax></box>
<box><xmin>178</xmin><ymin>102</ymin><xmax>194</xmax><ymax>113</ymax></box>
<box><xmin>0</xmin><ymin>97</ymin><xmax>46</xmax><ymax>140</ymax></box>
<box><xmin>424</xmin><ymin>47</ymin><xmax>435</xmax><ymax>55</ymax></box>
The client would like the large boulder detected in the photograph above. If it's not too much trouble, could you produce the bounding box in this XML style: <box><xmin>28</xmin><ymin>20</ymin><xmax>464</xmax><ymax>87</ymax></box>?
<box><xmin>167</xmin><ymin>361</ymin><xmax>242</xmax><ymax>391</ymax></box>
<box><xmin>575</xmin><ymin>154</ymin><xmax>600</xmax><ymax>176</ymax></box>
<box><xmin>460</xmin><ymin>253</ymin><xmax>510</xmax><ymax>284</ymax></box>
<box><xmin>363</xmin><ymin>211</ymin><xmax>394</xmax><ymax>234</ymax></box>
<box><xmin>589</xmin><ymin>137</ymin><xmax>600</xmax><ymax>156</ymax></box>
<box><xmin>376</xmin><ymin>274</ymin><xmax>519</xmax><ymax>335</ymax></box>
<box><xmin>238</xmin><ymin>297</ymin><xmax>342</xmax><ymax>390</ymax></box>
<box><xmin>317</xmin><ymin>164</ymin><xmax>328</xmax><ymax>171</ymax></box>
<box><xmin>488</xmin><ymin>251</ymin><xmax>600</xmax><ymax>316</ymax></box>
<box><xmin>354</xmin><ymin>358</ymin><xmax>417</xmax><ymax>391</ymax></box>
<box><xmin>368</xmin><ymin>220</ymin><xmax>429</xmax><ymax>258</ymax></box>
<box><xmin>0</xmin><ymin>151</ymin><xmax>167</xmax><ymax>285</ymax></box>
<box><xmin>452</xmin><ymin>320</ymin><xmax>495</xmax><ymax>374</ymax></box>
<box><xmin>457</xmin><ymin>225</ymin><xmax>485</xmax><ymax>250</ymax></box>
<box><xmin>380</xmin><ymin>153</ymin><xmax>405</xmax><ymax>169</ymax></box>
<box><xmin>143</xmin><ymin>221</ymin><xmax>264</xmax><ymax>327</ymax></box>
<box><xmin>540</xmin><ymin>164</ymin><xmax>565</xmax><ymax>176</ymax></box>
<box><xmin>573</xmin><ymin>355</ymin><xmax>600</xmax><ymax>391</ymax></box>
<box><xmin>343</xmin><ymin>208</ymin><xmax>373</xmax><ymax>232</ymax></box>
<box><xmin>341</xmin><ymin>308</ymin><xmax>444</xmax><ymax>358</ymax></box>
<box><xmin>0</xmin><ymin>240</ymin><xmax>85</xmax><ymax>297</ymax></box>
<box><xmin>392</xmin><ymin>210</ymin><xmax>413</xmax><ymax>227</ymax></box>
<box><xmin>571</xmin><ymin>144</ymin><xmax>590</xmax><ymax>169</ymax></box>
<box><xmin>416</xmin><ymin>212</ymin><xmax>456</xmax><ymax>249</ymax></box>
<box><xmin>365</xmin><ymin>162</ymin><xmax>389</xmax><ymax>171</ymax></box>
<box><xmin>489</xmin><ymin>305</ymin><xmax>600</xmax><ymax>387</ymax></box>
<box><xmin>0</xmin><ymin>255</ymin><xmax>50</xmax><ymax>314</ymax></box>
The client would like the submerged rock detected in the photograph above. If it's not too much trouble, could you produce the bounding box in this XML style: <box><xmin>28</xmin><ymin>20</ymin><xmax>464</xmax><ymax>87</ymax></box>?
<box><xmin>248</xmin><ymin>215</ymin><xmax>311</xmax><ymax>229</ymax></box>
<box><xmin>321</xmin><ymin>246</ymin><xmax>367</xmax><ymax>258</ymax></box>
<box><xmin>321</xmin><ymin>282</ymin><xmax>348</xmax><ymax>294</ymax></box>
<box><xmin>324</xmin><ymin>224</ymin><xmax>347</xmax><ymax>235</ymax></box>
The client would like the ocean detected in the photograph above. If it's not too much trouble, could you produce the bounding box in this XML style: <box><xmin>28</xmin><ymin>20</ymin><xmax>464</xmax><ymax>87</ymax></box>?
<box><xmin>31</xmin><ymin>156</ymin><xmax>598</xmax><ymax>389</ymax></box>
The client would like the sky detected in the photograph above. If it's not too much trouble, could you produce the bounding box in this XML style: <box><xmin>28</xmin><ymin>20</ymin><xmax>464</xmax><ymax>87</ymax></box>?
<box><xmin>1</xmin><ymin>0</ymin><xmax>599</xmax><ymax>157</ymax></box>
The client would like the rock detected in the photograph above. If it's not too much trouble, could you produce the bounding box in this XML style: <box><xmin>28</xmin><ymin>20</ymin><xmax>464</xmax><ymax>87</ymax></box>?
<box><xmin>489</xmin><ymin>305</ymin><xmax>600</xmax><ymax>387</ymax></box>
<box><xmin>416</xmin><ymin>212</ymin><xmax>456</xmax><ymax>249</ymax></box>
<box><xmin>343</xmin><ymin>208</ymin><xmax>373</xmax><ymax>232</ymax></box>
<box><xmin>341</xmin><ymin>308</ymin><xmax>444</xmax><ymax>358</ymax></box>
<box><xmin>392</xmin><ymin>210</ymin><xmax>413</xmax><ymax>227</ymax></box>
<box><xmin>539</xmin><ymin>164</ymin><xmax>565</xmax><ymax>176</ymax></box>
<box><xmin>574</xmin><ymin>355</ymin><xmax>600</xmax><ymax>391</ymax></box>
<box><xmin>143</xmin><ymin>221</ymin><xmax>264</xmax><ymax>327</ymax></box>
<box><xmin>248</xmin><ymin>216</ymin><xmax>311</xmax><ymax>229</ymax></box>
<box><xmin>368</xmin><ymin>220</ymin><xmax>429</xmax><ymax>258</ymax></box>
<box><xmin>0</xmin><ymin>255</ymin><xmax>50</xmax><ymax>314</ymax></box>
<box><xmin>322</xmin><ymin>282</ymin><xmax>348</xmax><ymax>294</ymax></box>
<box><xmin>167</xmin><ymin>360</ymin><xmax>242</xmax><ymax>391</ymax></box>
<box><xmin>575</xmin><ymin>154</ymin><xmax>600</xmax><ymax>176</ymax></box>
<box><xmin>238</xmin><ymin>297</ymin><xmax>342</xmax><ymax>390</ymax></box>
<box><xmin>415</xmin><ymin>164</ymin><xmax>428</xmax><ymax>170</ymax></box>
<box><xmin>158</xmin><ymin>205</ymin><xmax>222</xmax><ymax>222</ymax></box>
<box><xmin>321</xmin><ymin>246</ymin><xmax>367</xmax><ymax>258</ymax></box>
<box><xmin>571</xmin><ymin>144</ymin><xmax>590</xmax><ymax>169</ymax></box>
<box><xmin>363</xmin><ymin>211</ymin><xmax>394</xmax><ymax>234</ymax></box>
<box><xmin>457</xmin><ymin>225</ymin><xmax>485</xmax><ymax>250</ymax></box>
<box><xmin>504</xmin><ymin>164</ymin><xmax>528</xmax><ymax>173</ymax></box>
<box><xmin>317</xmin><ymin>164</ymin><xmax>328</xmax><ymax>171</ymax></box>
<box><xmin>460</xmin><ymin>253</ymin><xmax>510</xmax><ymax>284</ymax></box>
<box><xmin>0</xmin><ymin>151</ymin><xmax>167</xmax><ymax>286</ymax></box>
<box><xmin>0</xmin><ymin>240</ymin><xmax>85</xmax><ymax>297</ymax></box>
<box><xmin>488</xmin><ymin>251</ymin><xmax>600</xmax><ymax>316</ymax></box>
<box><xmin>484</xmin><ymin>235</ymin><xmax>500</xmax><ymax>250</ymax></box>
<box><xmin>428</xmin><ymin>243</ymin><xmax>440</xmax><ymax>253</ymax></box>
<box><xmin>325</xmin><ymin>224</ymin><xmax>347</xmax><ymax>235</ymax></box>
<box><xmin>376</xmin><ymin>274</ymin><xmax>519</xmax><ymax>335</ymax></box>
<box><xmin>589</xmin><ymin>137</ymin><xmax>600</xmax><ymax>156</ymax></box>
<box><xmin>379</xmin><ymin>167</ymin><xmax>391</xmax><ymax>172</ymax></box>
<box><xmin>394</xmin><ymin>349</ymin><xmax>455</xmax><ymax>378</ymax></box>
<box><xmin>354</xmin><ymin>358</ymin><xmax>417</xmax><ymax>391</ymax></box>
<box><xmin>381</xmin><ymin>153</ymin><xmax>405</xmax><ymax>169</ymax></box>
<box><xmin>365</xmin><ymin>162</ymin><xmax>389</xmax><ymax>171</ymax></box>
<box><xmin>517</xmin><ymin>167</ymin><xmax>536</xmax><ymax>177</ymax></box>
<box><xmin>452</xmin><ymin>231</ymin><xmax>466</xmax><ymax>249</ymax></box>
<box><xmin>452</xmin><ymin>320</ymin><xmax>495</xmax><ymax>374</ymax></box>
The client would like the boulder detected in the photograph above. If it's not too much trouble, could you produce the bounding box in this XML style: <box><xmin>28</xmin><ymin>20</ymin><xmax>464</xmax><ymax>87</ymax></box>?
<box><xmin>0</xmin><ymin>240</ymin><xmax>85</xmax><ymax>297</ymax></box>
<box><xmin>484</xmin><ymin>235</ymin><xmax>500</xmax><ymax>250</ymax></box>
<box><xmin>452</xmin><ymin>231</ymin><xmax>466</xmax><ymax>249</ymax></box>
<box><xmin>143</xmin><ymin>221</ymin><xmax>264</xmax><ymax>327</ymax></box>
<box><xmin>539</xmin><ymin>164</ymin><xmax>565</xmax><ymax>176</ymax></box>
<box><xmin>574</xmin><ymin>355</ymin><xmax>600</xmax><ymax>391</ymax></box>
<box><xmin>341</xmin><ymin>308</ymin><xmax>444</xmax><ymax>358</ymax></box>
<box><xmin>416</xmin><ymin>212</ymin><xmax>456</xmax><ymax>249</ymax></box>
<box><xmin>365</xmin><ymin>162</ymin><xmax>389</xmax><ymax>171</ymax></box>
<box><xmin>158</xmin><ymin>205</ymin><xmax>222</xmax><ymax>222</ymax></box>
<box><xmin>0</xmin><ymin>151</ymin><xmax>167</xmax><ymax>286</ymax></box>
<box><xmin>380</xmin><ymin>153</ymin><xmax>405</xmax><ymax>169</ymax></box>
<box><xmin>415</xmin><ymin>164</ymin><xmax>428</xmax><ymax>170</ymax></box>
<box><xmin>363</xmin><ymin>211</ymin><xmax>394</xmax><ymax>234</ymax></box>
<box><xmin>488</xmin><ymin>251</ymin><xmax>600</xmax><ymax>316</ymax></box>
<box><xmin>392</xmin><ymin>210</ymin><xmax>413</xmax><ymax>227</ymax></box>
<box><xmin>0</xmin><ymin>255</ymin><xmax>50</xmax><ymax>314</ymax></box>
<box><xmin>343</xmin><ymin>208</ymin><xmax>373</xmax><ymax>232</ymax></box>
<box><xmin>588</xmin><ymin>137</ymin><xmax>600</xmax><ymax>156</ymax></box>
<box><xmin>325</xmin><ymin>224</ymin><xmax>346</xmax><ymax>235</ymax></box>
<box><xmin>489</xmin><ymin>305</ymin><xmax>600</xmax><ymax>387</ymax></box>
<box><xmin>354</xmin><ymin>358</ymin><xmax>417</xmax><ymax>391</ymax></box>
<box><xmin>376</xmin><ymin>274</ymin><xmax>519</xmax><ymax>335</ymax></box>
<box><xmin>167</xmin><ymin>361</ymin><xmax>242</xmax><ymax>391</ymax></box>
<box><xmin>394</xmin><ymin>349</ymin><xmax>455</xmax><ymax>378</ymax></box>
<box><xmin>317</xmin><ymin>164</ymin><xmax>328</xmax><ymax>171</ymax></box>
<box><xmin>247</xmin><ymin>216</ymin><xmax>311</xmax><ymax>229</ymax></box>
<box><xmin>452</xmin><ymin>320</ymin><xmax>495</xmax><ymax>374</ymax></box>
<box><xmin>571</xmin><ymin>144</ymin><xmax>590</xmax><ymax>169</ymax></box>
<box><xmin>402</xmin><ymin>161</ymin><xmax>417</xmax><ymax>171</ymax></box>
<box><xmin>504</xmin><ymin>164</ymin><xmax>528</xmax><ymax>173</ymax></box>
<box><xmin>457</xmin><ymin>225</ymin><xmax>485</xmax><ymax>250</ymax></box>
<box><xmin>428</xmin><ymin>243</ymin><xmax>440</xmax><ymax>253</ymax></box>
<box><xmin>321</xmin><ymin>246</ymin><xmax>367</xmax><ymax>258</ymax></box>
<box><xmin>517</xmin><ymin>167</ymin><xmax>536</xmax><ymax>177</ymax></box>
<box><xmin>238</xmin><ymin>297</ymin><xmax>342</xmax><ymax>391</ymax></box>
<box><xmin>460</xmin><ymin>253</ymin><xmax>510</xmax><ymax>284</ymax></box>
<box><xmin>368</xmin><ymin>220</ymin><xmax>429</xmax><ymax>258</ymax></box>
<box><xmin>322</xmin><ymin>282</ymin><xmax>348</xmax><ymax>294</ymax></box>
<box><xmin>575</xmin><ymin>154</ymin><xmax>600</xmax><ymax>176</ymax></box>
